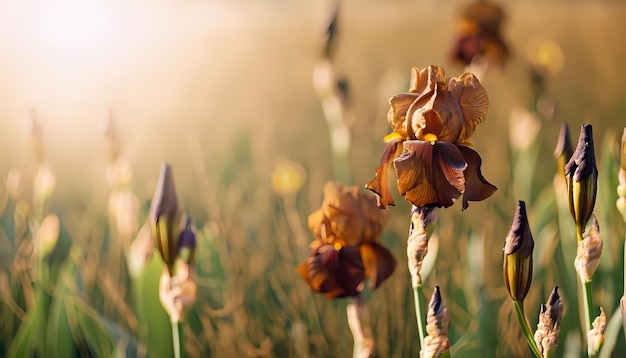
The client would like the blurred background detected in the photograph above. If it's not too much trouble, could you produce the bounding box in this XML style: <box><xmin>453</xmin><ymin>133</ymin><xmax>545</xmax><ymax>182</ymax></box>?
<box><xmin>1</xmin><ymin>0</ymin><xmax>626</xmax><ymax>357</ymax></box>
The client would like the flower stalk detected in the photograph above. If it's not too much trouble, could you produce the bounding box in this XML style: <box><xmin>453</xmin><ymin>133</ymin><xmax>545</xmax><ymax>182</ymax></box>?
<box><xmin>407</xmin><ymin>206</ymin><xmax>437</xmax><ymax>347</ymax></box>
<box><xmin>565</xmin><ymin>125</ymin><xmax>599</xmax><ymax>344</ymax></box>
<box><xmin>149</xmin><ymin>163</ymin><xmax>197</xmax><ymax>358</ymax></box>
<box><xmin>503</xmin><ymin>201</ymin><xmax>542</xmax><ymax>357</ymax></box>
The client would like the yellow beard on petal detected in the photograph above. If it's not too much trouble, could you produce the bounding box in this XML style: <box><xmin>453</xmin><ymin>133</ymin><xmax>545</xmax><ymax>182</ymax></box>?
<box><xmin>423</xmin><ymin>133</ymin><xmax>438</xmax><ymax>144</ymax></box>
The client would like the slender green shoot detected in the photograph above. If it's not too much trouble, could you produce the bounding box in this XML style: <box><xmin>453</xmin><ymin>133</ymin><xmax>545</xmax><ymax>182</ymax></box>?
<box><xmin>513</xmin><ymin>300</ymin><xmax>542</xmax><ymax>358</ymax></box>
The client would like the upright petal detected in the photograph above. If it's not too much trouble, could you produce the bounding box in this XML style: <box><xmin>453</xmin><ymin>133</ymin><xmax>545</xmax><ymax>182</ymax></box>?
<box><xmin>448</xmin><ymin>73</ymin><xmax>489</xmax><ymax>144</ymax></box>
<box><xmin>366</xmin><ymin>138</ymin><xmax>404</xmax><ymax>208</ymax></box>
<box><xmin>388</xmin><ymin>93</ymin><xmax>420</xmax><ymax>138</ymax></box>
<box><xmin>458</xmin><ymin>146</ymin><xmax>497</xmax><ymax>210</ymax></box>
<box><xmin>394</xmin><ymin>141</ymin><xmax>466</xmax><ymax>208</ymax></box>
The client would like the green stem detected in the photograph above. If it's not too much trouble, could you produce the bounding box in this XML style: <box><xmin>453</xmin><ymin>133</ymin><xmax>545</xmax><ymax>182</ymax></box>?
<box><xmin>172</xmin><ymin>321</ymin><xmax>185</xmax><ymax>358</ymax></box>
<box><xmin>413</xmin><ymin>285</ymin><xmax>427</xmax><ymax>350</ymax></box>
<box><xmin>513</xmin><ymin>300</ymin><xmax>542</xmax><ymax>358</ymax></box>
<box><xmin>582</xmin><ymin>280</ymin><xmax>594</xmax><ymax>356</ymax></box>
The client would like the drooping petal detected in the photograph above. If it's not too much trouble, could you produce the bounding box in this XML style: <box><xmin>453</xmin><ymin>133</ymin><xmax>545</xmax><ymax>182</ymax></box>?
<box><xmin>387</xmin><ymin>93</ymin><xmax>420</xmax><ymax>138</ymax></box>
<box><xmin>360</xmin><ymin>191</ymin><xmax>390</xmax><ymax>242</ymax></box>
<box><xmin>366</xmin><ymin>138</ymin><xmax>404</xmax><ymax>208</ymax></box>
<box><xmin>394</xmin><ymin>140</ymin><xmax>466</xmax><ymax>208</ymax></box>
<box><xmin>458</xmin><ymin>146</ymin><xmax>497</xmax><ymax>210</ymax></box>
<box><xmin>360</xmin><ymin>242</ymin><xmax>397</xmax><ymax>289</ymax></box>
<box><xmin>297</xmin><ymin>245</ymin><xmax>365</xmax><ymax>298</ymax></box>
<box><xmin>448</xmin><ymin>73</ymin><xmax>489</xmax><ymax>144</ymax></box>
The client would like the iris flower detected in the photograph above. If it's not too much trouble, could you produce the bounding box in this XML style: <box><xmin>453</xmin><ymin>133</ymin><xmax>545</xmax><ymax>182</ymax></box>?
<box><xmin>298</xmin><ymin>182</ymin><xmax>396</xmax><ymax>298</ymax></box>
<box><xmin>366</xmin><ymin>65</ymin><xmax>496</xmax><ymax>209</ymax></box>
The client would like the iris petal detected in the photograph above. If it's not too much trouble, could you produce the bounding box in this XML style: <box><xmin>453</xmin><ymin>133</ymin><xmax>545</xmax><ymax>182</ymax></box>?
<box><xmin>458</xmin><ymin>146</ymin><xmax>497</xmax><ymax>210</ymax></box>
<box><xmin>360</xmin><ymin>242</ymin><xmax>397</xmax><ymax>289</ymax></box>
<box><xmin>394</xmin><ymin>141</ymin><xmax>466</xmax><ymax>208</ymax></box>
<box><xmin>366</xmin><ymin>138</ymin><xmax>404</xmax><ymax>208</ymax></box>
<box><xmin>448</xmin><ymin>73</ymin><xmax>489</xmax><ymax>144</ymax></box>
<box><xmin>388</xmin><ymin>93</ymin><xmax>420</xmax><ymax>138</ymax></box>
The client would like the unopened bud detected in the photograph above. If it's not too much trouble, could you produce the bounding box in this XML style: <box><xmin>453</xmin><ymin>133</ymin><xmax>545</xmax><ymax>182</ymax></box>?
<box><xmin>503</xmin><ymin>201</ymin><xmax>534</xmax><ymax>302</ymax></box>
<box><xmin>534</xmin><ymin>285</ymin><xmax>563</xmax><ymax>357</ymax></box>
<box><xmin>177</xmin><ymin>216</ymin><xmax>196</xmax><ymax>266</ymax></box>
<box><xmin>149</xmin><ymin>162</ymin><xmax>180</xmax><ymax>276</ymax></box>
<box><xmin>565</xmin><ymin>124</ymin><xmax>597</xmax><ymax>239</ymax></box>
<box><xmin>575</xmin><ymin>215</ymin><xmax>602</xmax><ymax>282</ymax></box>
<box><xmin>38</xmin><ymin>214</ymin><xmax>59</xmax><ymax>257</ymax></box>
<box><xmin>587</xmin><ymin>308</ymin><xmax>606</xmax><ymax>356</ymax></box>
<box><xmin>33</xmin><ymin>164</ymin><xmax>56</xmax><ymax>207</ymax></box>
<box><xmin>421</xmin><ymin>286</ymin><xmax>450</xmax><ymax>358</ymax></box>
<box><xmin>554</xmin><ymin>122</ymin><xmax>573</xmax><ymax>178</ymax></box>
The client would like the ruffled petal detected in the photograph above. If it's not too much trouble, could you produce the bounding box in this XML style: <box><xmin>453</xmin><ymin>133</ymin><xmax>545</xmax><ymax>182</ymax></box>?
<box><xmin>394</xmin><ymin>140</ymin><xmax>466</xmax><ymax>208</ymax></box>
<box><xmin>297</xmin><ymin>245</ymin><xmax>365</xmax><ymax>298</ymax></box>
<box><xmin>458</xmin><ymin>146</ymin><xmax>497</xmax><ymax>210</ymax></box>
<box><xmin>366</xmin><ymin>138</ymin><xmax>404</xmax><ymax>208</ymax></box>
<box><xmin>360</xmin><ymin>242</ymin><xmax>397</xmax><ymax>289</ymax></box>
<box><xmin>448</xmin><ymin>73</ymin><xmax>489</xmax><ymax>144</ymax></box>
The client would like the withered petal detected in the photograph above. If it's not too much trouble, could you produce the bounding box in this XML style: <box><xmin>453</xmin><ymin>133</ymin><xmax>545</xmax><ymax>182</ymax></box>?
<box><xmin>366</xmin><ymin>139</ymin><xmax>404</xmax><ymax>208</ymax></box>
<box><xmin>360</xmin><ymin>242</ymin><xmax>397</xmax><ymax>289</ymax></box>
<box><xmin>458</xmin><ymin>146</ymin><xmax>497</xmax><ymax>210</ymax></box>
<box><xmin>394</xmin><ymin>141</ymin><xmax>466</xmax><ymax>208</ymax></box>
<box><xmin>448</xmin><ymin>73</ymin><xmax>489</xmax><ymax>144</ymax></box>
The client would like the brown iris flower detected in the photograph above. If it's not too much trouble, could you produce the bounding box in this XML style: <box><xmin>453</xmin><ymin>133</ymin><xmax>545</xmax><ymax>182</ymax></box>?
<box><xmin>298</xmin><ymin>182</ymin><xmax>396</xmax><ymax>298</ymax></box>
<box><xmin>366</xmin><ymin>65</ymin><xmax>496</xmax><ymax>209</ymax></box>
<box><xmin>450</xmin><ymin>1</ymin><xmax>509</xmax><ymax>68</ymax></box>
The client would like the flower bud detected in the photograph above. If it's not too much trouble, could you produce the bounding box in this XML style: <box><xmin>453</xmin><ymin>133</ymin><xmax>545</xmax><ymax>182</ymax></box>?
<box><xmin>565</xmin><ymin>124</ymin><xmax>597</xmax><ymax>239</ymax></box>
<box><xmin>534</xmin><ymin>285</ymin><xmax>563</xmax><ymax>357</ymax></box>
<box><xmin>33</xmin><ymin>164</ymin><xmax>56</xmax><ymax>207</ymax></box>
<box><xmin>587</xmin><ymin>308</ymin><xmax>606</xmax><ymax>356</ymax></box>
<box><xmin>38</xmin><ymin>214</ymin><xmax>59</xmax><ymax>257</ymax></box>
<box><xmin>574</xmin><ymin>215</ymin><xmax>602</xmax><ymax>282</ymax></box>
<box><xmin>503</xmin><ymin>201</ymin><xmax>534</xmax><ymax>302</ymax></box>
<box><xmin>177</xmin><ymin>216</ymin><xmax>196</xmax><ymax>266</ymax></box>
<box><xmin>554</xmin><ymin>122</ymin><xmax>573</xmax><ymax>178</ymax></box>
<box><xmin>149</xmin><ymin>162</ymin><xmax>180</xmax><ymax>276</ymax></box>
<box><xmin>421</xmin><ymin>286</ymin><xmax>450</xmax><ymax>358</ymax></box>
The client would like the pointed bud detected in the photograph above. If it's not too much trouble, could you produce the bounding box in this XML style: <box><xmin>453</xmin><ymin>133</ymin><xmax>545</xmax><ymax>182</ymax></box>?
<box><xmin>149</xmin><ymin>162</ymin><xmax>180</xmax><ymax>276</ymax></box>
<box><xmin>587</xmin><ymin>308</ymin><xmax>606</xmax><ymax>356</ymax></box>
<box><xmin>503</xmin><ymin>201</ymin><xmax>534</xmax><ymax>302</ymax></box>
<box><xmin>177</xmin><ymin>216</ymin><xmax>196</xmax><ymax>266</ymax></box>
<box><xmin>534</xmin><ymin>285</ymin><xmax>563</xmax><ymax>357</ymax></box>
<box><xmin>575</xmin><ymin>215</ymin><xmax>603</xmax><ymax>282</ymax></box>
<box><xmin>421</xmin><ymin>286</ymin><xmax>450</xmax><ymax>358</ymax></box>
<box><xmin>565</xmin><ymin>124</ymin><xmax>597</xmax><ymax>239</ymax></box>
<box><xmin>554</xmin><ymin>122</ymin><xmax>574</xmax><ymax>178</ymax></box>
<box><xmin>38</xmin><ymin>214</ymin><xmax>59</xmax><ymax>257</ymax></box>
